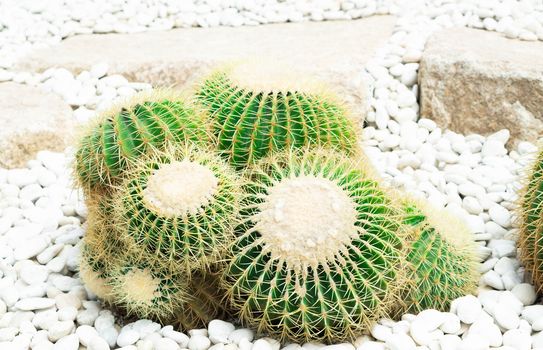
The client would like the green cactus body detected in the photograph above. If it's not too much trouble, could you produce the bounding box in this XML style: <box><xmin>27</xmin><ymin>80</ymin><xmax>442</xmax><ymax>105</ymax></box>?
<box><xmin>223</xmin><ymin>149</ymin><xmax>404</xmax><ymax>343</ymax></box>
<box><xmin>109</xmin><ymin>254</ymin><xmax>189</xmax><ymax>321</ymax></box>
<box><xmin>79</xmin><ymin>198</ymin><xmax>126</xmax><ymax>303</ymax></box>
<box><xmin>518</xmin><ymin>144</ymin><xmax>543</xmax><ymax>293</ymax></box>
<box><xmin>175</xmin><ymin>271</ymin><xmax>229</xmax><ymax>330</ymax></box>
<box><xmin>196</xmin><ymin>65</ymin><xmax>360</xmax><ymax>167</ymax></box>
<box><xmin>112</xmin><ymin>145</ymin><xmax>241</xmax><ymax>272</ymax></box>
<box><xmin>80</xmin><ymin>236</ymin><xmax>116</xmax><ymax>303</ymax></box>
<box><xmin>74</xmin><ymin>90</ymin><xmax>210</xmax><ymax>192</ymax></box>
<box><xmin>401</xmin><ymin>200</ymin><xmax>479</xmax><ymax>313</ymax></box>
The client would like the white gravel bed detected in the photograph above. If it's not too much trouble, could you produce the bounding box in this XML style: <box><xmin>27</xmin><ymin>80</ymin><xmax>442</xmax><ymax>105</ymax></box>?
<box><xmin>1</xmin><ymin>1</ymin><xmax>543</xmax><ymax>350</ymax></box>
<box><xmin>0</xmin><ymin>0</ymin><xmax>543</xmax><ymax>75</ymax></box>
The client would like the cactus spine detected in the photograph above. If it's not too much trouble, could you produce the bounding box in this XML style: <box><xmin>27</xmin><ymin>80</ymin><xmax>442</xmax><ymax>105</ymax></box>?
<box><xmin>79</xmin><ymin>196</ymin><xmax>125</xmax><ymax>303</ymax></box>
<box><xmin>196</xmin><ymin>63</ymin><xmax>360</xmax><ymax>167</ymax></box>
<box><xmin>518</xmin><ymin>143</ymin><xmax>543</xmax><ymax>294</ymax></box>
<box><xmin>74</xmin><ymin>90</ymin><xmax>210</xmax><ymax>193</ymax></box>
<box><xmin>223</xmin><ymin>148</ymin><xmax>404</xmax><ymax>343</ymax></box>
<box><xmin>400</xmin><ymin>199</ymin><xmax>479</xmax><ymax>313</ymax></box>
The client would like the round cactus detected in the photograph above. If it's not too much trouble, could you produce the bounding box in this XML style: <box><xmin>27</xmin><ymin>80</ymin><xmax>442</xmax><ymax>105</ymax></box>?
<box><xmin>74</xmin><ymin>90</ymin><xmax>211</xmax><ymax>193</ymax></box>
<box><xmin>222</xmin><ymin>148</ymin><xmax>405</xmax><ymax>343</ymax></box>
<box><xmin>400</xmin><ymin>199</ymin><xmax>479</xmax><ymax>313</ymax></box>
<box><xmin>79</xmin><ymin>197</ymin><xmax>126</xmax><ymax>303</ymax></box>
<box><xmin>108</xmin><ymin>253</ymin><xmax>190</xmax><ymax>322</ymax></box>
<box><xmin>196</xmin><ymin>63</ymin><xmax>360</xmax><ymax>167</ymax></box>
<box><xmin>111</xmin><ymin>144</ymin><xmax>242</xmax><ymax>272</ymax></box>
<box><xmin>518</xmin><ymin>143</ymin><xmax>543</xmax><ymax>294</ymax></box>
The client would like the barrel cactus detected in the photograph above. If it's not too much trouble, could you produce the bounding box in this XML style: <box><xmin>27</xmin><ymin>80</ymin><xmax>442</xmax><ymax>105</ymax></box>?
<box><xmin>196</xmin><ymin>63</ymin><xmax>360</xmax><ymax>167</ymax></box>
<box><xmin>111</xmin><ymin>145</ymin><xmax>242</xmax><ymax>272</ymax></box>
<box><xmin>518</xmin><ymin>143</ymin><xmax>543</xmax><ymax>294</ymax></box>
<box><xmin>222</xmin><ymin>148</ymin><xmax>405</xmax><ymax>343</ymax></box>
<box><xmin>74</xmin><ymin>90</ymin><xmax>210</xmax><ymax>193</ymax></box>
<box><xmin>400</xmin><ymin>199</ymin><xmax>479</xmax><ymax>313</ymax></box>
<box><xmin>109</xmin><ymin>253</ymin><xmax>190</xmax><ymax>322</ymax></box>
<box><xmin>79</xmin><ymin>232</ymin><xmax>117</xmax><ymax>303</ymax></box>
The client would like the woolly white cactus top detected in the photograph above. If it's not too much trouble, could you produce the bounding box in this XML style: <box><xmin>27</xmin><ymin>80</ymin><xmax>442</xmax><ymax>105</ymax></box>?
<box><xmin>227</xmin><ymin>61</ymin><xmax>322</xmax><ymax>94</ymax></box>
<box><xmin>119</xmin><ymin>268</ymin><xmax>161</xmax><ymax>306</ymax></box>
<box><xmin>252</xmin><ymin>175</ymin><xmax>358</xmax><ymax>270</ymax></box>
<box><xmin>143</xmin><ymin>160</ymin><xmax>219</xmax><ymax>217</ymax></box>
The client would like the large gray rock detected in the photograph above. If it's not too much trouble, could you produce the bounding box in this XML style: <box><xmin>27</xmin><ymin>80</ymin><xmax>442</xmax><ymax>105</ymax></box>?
<box><xmin>17</xmin><ymin>17</ymin><xmax>396</xmax><ymax>119</ymax></box>
<box><xmin>419</xmin><ymin>27</ymin><xmax>543</xmax><ymax>145</ymax></box>
<box><xmin>0</xmin><ymin>83</ymin><xmax>74</xmax><ymax>168</ymax></box>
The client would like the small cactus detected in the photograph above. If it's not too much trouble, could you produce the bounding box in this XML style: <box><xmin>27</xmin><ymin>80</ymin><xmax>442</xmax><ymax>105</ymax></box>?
<box><xmin>400</xmin><ymin>199</ymin><xmax>479</xmax><ymax>313</ymax></box>
<box><xmin>518</xmin><ymin>143</ymin><xmax>543</xmax><ymax>294</ymax></box>
<box><xmin>222</xmin><ymin>148</ymin><xmax>405</xmax><ymax>343</ymax></box>
<box><xmin>109</xmin><ymin>254</ymin><xmax>190</xmax><ymax>322</ymax></box>
<box><xmin>74</xmin><ymin>90</ymin><xmax>210</xmax><ymax>193</ymax></box>
<box><xmin>196</xmin><ymin>63</ymin><xmax>360</xmax><ymax>167</ymax></box>
<box><xmin>111</xmin><ymin>144</ymin><xmax>242</xmax><ymax>271</ymax></box>
<box><xmin>79</xmin><ymin>197</ymin><xmax>125</xmax><ymax>303</ymax></box>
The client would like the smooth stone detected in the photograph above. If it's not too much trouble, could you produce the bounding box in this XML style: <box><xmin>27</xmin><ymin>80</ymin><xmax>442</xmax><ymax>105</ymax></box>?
<box><xmin>161</xmin><ymin>326</ymin><xmax>189</xmax><ymax>347</ymax></box>
<box><xmin>20</xmin><ymin>265</ymin><xmax>49</xmax><ymax>285</ymax></box>
<box><xmin>48</xmin><ymin>321</ymin><xmax>75</xmax><ymax>342</ymax></box>
<box><xmin>228</xmin><ymin>329</ymin><xmax>254</xmax><ymax>344</ymax></box>
<box><xmin>76</xmin><ymin>325</ymin><xmax>99</xmax><ymax>347</ymax></box>
<box><xmin>188</xmin><ymin>335</ymin><xmax>211</xmax><ymax>350</ymax></box>
<box><xmin>385</xmin><ymin>333</ymin><xmax>416</xmax><ymax>350</ymax></box>
<box><xmin>502</xmin><ymin>329</ymin><xmax>531</xmax><ymax>350</ymax></box>
<box><xmin>208</xmin><ymin>320</ymin><xmax>235</xmax><ymax>344</ymax></box>
<box><xmin>117</xmin><ymin>329</ymin><xmax>139</xmax><ymax>347</ymax></box>
<box><xmin>15</xmin><ymin>297</ymin><xmax>55</xmax><ymax>311</ymax></box>
<box><xmin>53</xmin><ymin>334</ymin><xmax>79</xmax><ymax>350</ymax></box>
<box><xmin>511</xmin><ymin>284</ymin><xmax>537</xmax><ymax>306</ymax></box>
<box><xmin>488</xmin><ymin>204</ymin><xmax>511</xmax><ymax>228</ymax></box>
<box><xmin>521</xmin><ymin>305</ymin><xmax>543</xmax><ymax>323</ymax></box>
<box><xmin>454</xmin><ymin>295</ymin><xmax>481</xmax><ymax>324</ymax></box>
<box><xmin>468</xmin><ymin>319</ymin><xmax>502</xmax><ymax>347</ymax></box>
<box><xmin>88</xmin><ymin>336</ymin><xmax>111</xmax><ymax>350</ymax></box>
<box><xmin>13</xmin><ymin>237</ymin><xmax>49</xmax><ymax>260</ymax></box>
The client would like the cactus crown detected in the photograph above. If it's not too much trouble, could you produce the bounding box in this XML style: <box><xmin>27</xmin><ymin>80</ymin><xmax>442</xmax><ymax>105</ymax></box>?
<box><xmin>251</xmin><ymin>174</ymin><xmax>359</xmax><ymax>271</ymax></box>
<box><xmin>224</xmin><ymin>148</ymin><xmax>405</xmax><ymax>343</ymax></box>
<box><xmin>196</xmin><ymin>63</ymin><xmax>360</xmax><ymax>167</ymax></box>
<box><xmin>517</xmin><ymin>142</ymin><xmax>543</xmax><ymax>293</ymax></box>
<box><xmin>220</xmin><ymin>61</ymin><xmax>324</xmax><ymax>94</ymax></box>
<box><xmin>142</xmin><ymin>160</ymin><xmax>219</xmax><ymax>217</ymax></box>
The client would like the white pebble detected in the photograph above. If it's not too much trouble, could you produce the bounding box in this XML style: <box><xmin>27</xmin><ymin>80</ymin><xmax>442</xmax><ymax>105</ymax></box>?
<box><xmin>88</xmin><ymin>336</ymin><xmax>111</xmax><ymax>350</ymax></box>
<box><xmin>15</xmin><ymin>297</ymin><xmax>55</xmax><ymax>311</ymax></box>
<box><xmin>503</xmin><ymin>329</ymin><xmax>531</xmax><ymax>350</ymax></box>
<box><xmin>117</xmin><ymin>329</ymin><xmax>139</xmax><ymax>347</ymax></box>
<box><xmin>188</xmin><ymin>334</ymin><xmax>211</xmax><ymax>350</ymax></box>
<box><xmin>155</xmin><ymin>337</ymin><xmax>180</xmax><ymax>350</ymax></box>
<box><xmin>76</xmin><ymin>325</ymin><xmax>99</xmax><ymax>347</ymax></box>
<box><xmin>48</xmin><ymin>321</ymin><xmax>75</xmax><ymax>342</ymax></box>
<box><xmin>454</xmin><ymin>295</ymin><xmax>481</xmax><ymax>324</ymax></box>
<box><xmin>53</xmin><ymin>334</ymin><xmax>79</xmax><ymax>350</ymax></box>
<box><xmin>385</xmin><ymin>333</ymin><xmax>416</xmax><ymax>350</ymax></box>
<box><xmin>208</xmin><ymin>320</ymin><xmax>235</xmax><ymax>344</ymax></box>
<box><xmin>512</xmin><ymin>284</ymin><xmax>537</xmax><ymax>306</ymax></box>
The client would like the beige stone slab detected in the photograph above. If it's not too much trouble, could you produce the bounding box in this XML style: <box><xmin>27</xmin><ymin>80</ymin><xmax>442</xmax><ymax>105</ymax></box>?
<box><xmin>17</xmin><ymin>16</ymin><xmax>396</xmax><ymax>119</ymax></box>
<box><xmin>0</xmin><ymin>83</ymin><xmax>74</xmax><ymax>168</ymax></box>
<box><xmin>419</xmin><ymin>27</ymin><xmax>543</xmax><ymax>145</ymax></box>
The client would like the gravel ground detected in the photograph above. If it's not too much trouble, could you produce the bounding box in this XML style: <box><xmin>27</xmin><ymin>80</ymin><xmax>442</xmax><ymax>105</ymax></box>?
<box><xmin>1</xmin><ymin>1</ymin><xmax>543</xmax><ymax>350</ymax></box>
